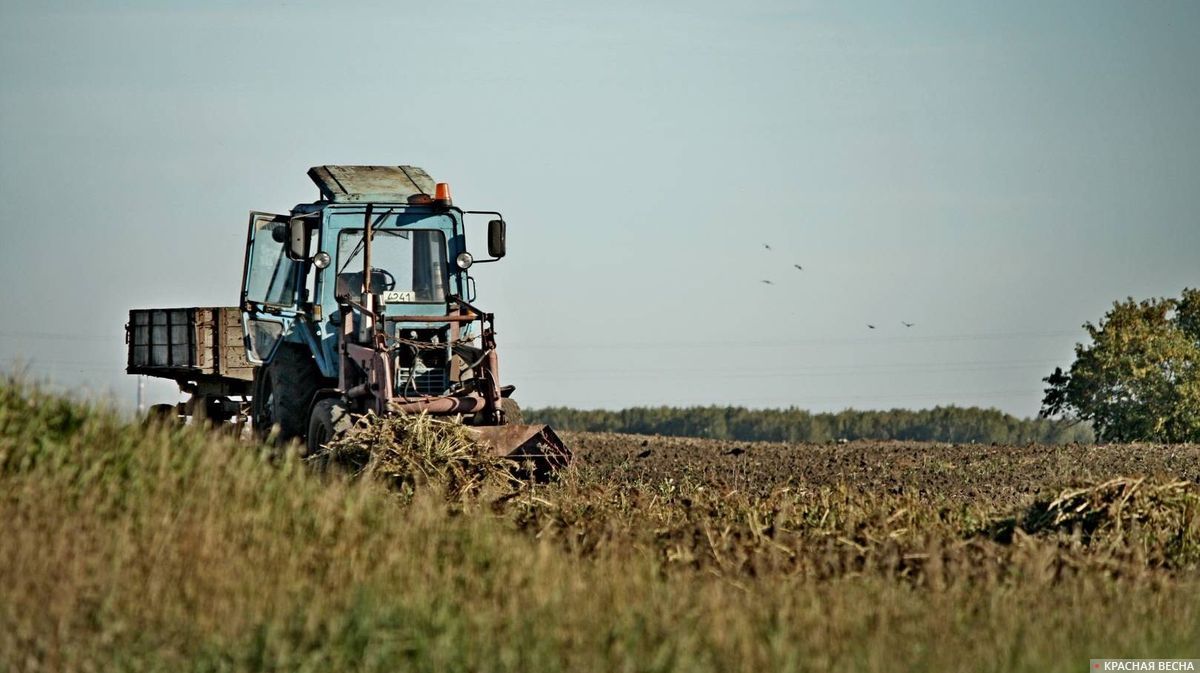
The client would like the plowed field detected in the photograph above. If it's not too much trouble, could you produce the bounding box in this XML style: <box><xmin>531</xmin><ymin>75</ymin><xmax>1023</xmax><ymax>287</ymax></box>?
<box><xmin>566</xmin><ymin>431</ymin><xmax>1200</xmax><ymax>505</ymax></box>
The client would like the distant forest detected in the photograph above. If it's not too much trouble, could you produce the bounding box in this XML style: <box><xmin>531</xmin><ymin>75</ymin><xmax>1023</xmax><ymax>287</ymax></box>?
<box><xmin>524</xmin><ymin>406</ymin><xmax>1096</xmax><ymax>445</ymax></box>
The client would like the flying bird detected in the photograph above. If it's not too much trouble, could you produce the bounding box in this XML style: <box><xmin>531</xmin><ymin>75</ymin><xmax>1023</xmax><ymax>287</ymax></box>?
<box><xmin>902</xmin><ymin>321</ymin><xmax>915</xmax><ymax>328</ymax></box>
<box><xmin>760</xmin><ymin>280</ymin><xmax>774</xmax><ymax>285</ymax></box>
<box><xmin>763</xmin><ymin>243</ymin><xmax>772</xmax><ymax>251</ymax></box>
<box><xmin>867</xmin><ymin>324</ymin><xmax>876</xmax><ymax>329</ymax></box>
<box><xmin>793</xmin><ymin>264</ymin><xmax>803</xmax><ymax>270</ymax></box>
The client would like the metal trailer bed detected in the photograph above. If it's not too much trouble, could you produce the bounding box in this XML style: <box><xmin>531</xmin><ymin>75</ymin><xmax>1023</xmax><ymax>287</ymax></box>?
<box><xmin>126</xmin><ymin>307</ymin><xmax>255</xmax><ymax>420</ymax></box>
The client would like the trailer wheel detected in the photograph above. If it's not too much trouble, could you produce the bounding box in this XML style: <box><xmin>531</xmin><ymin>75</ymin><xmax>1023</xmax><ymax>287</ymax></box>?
<box><xmin>143</xmin><ymin>403</ymin><xmax>179</xmax><ymax>427</ymax></box>
<box><xmin>252</xmin><ymin>346</ymin><xmax>320</xmax><ymax>443</ymax></box>
<box><xmin>501</xmin><ymin>398</ymin><xmax>523</xmax><ymax>425</ymax></box>
<box><xmin>307</xmin><ymin>398</ymin><xmax>351</xmax><ymax>458</ymax></box>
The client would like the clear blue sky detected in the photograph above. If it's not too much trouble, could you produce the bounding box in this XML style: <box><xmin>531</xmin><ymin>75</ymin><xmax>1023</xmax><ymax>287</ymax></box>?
<box><xmin>1</xmin><ymin>0</ymin><xmax>1197</xmax><ymax>416</ymax></box>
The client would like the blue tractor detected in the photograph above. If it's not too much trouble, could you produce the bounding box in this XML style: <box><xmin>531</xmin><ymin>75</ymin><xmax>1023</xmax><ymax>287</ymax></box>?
<box><xmin>128</xmin><ymin>165</ymin><xmax>568</xmax><ymax>471</ymax></box>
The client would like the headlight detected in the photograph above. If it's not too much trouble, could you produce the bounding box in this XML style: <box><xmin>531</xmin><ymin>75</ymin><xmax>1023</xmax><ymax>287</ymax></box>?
<box><xmin>311</xmin><ymin>251</ymin><xmax>331</xmax><ymax>269</ymax></box>
<box><xmin>455</xmin><ymin>252</ymin><xmax>474</xmax><ymax>270</ymax></box>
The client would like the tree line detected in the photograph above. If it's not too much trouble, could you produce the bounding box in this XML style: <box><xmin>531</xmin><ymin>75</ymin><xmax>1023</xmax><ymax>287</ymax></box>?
<box><xmin>525</xmin><ymin>405</ymin><xmax>1095</xmax><ymax>445</ymax></box>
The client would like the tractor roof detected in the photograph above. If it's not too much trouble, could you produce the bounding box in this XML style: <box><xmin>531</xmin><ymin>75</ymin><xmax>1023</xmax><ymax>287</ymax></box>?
<box><xmin>307</xmin><ymin>165</ymin><xmax>437</xmax><ymax>203</ymax></box>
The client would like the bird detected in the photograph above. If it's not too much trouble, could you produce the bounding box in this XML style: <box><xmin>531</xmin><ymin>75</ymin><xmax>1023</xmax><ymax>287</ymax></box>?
<box><xmin>763</xmin><ymin>243</ymin><xmax>772</xmax><ymax>251</ymax></box>
<box><xmin>793</xmin><ymin>264</ymin><xmax>803</xmax><ymax>271</ymax></box>
<box><xmin>635</xmin><ymin>448</ymin><xmax>652</xmax><ymax>459</ymax></box>
<box><xmin>640</xmin><ymin>438</ymin><xmax>649</xmax><ymax>447</ymax></box>
<box><xmin>867</xmin><ymin>324</ymin><xmax>876</xmax><ymax>329</ymax></box>
<box><xmin>760</xmin><ymin>280</ymin><xmax>774</xmax><ymax>285</ymax></box>
<box><xmin>724</xmin><ymin>447</ymin><xmax>747</xmax><ymax>457</ymax></box>
<box><xmin>902</xmin><ymin>321</ymin><xmax>914</xmax><ymax>328</ymax></box>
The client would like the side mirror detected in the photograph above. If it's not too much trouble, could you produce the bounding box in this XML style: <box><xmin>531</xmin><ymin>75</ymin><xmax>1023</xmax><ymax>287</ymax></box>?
<box><xmin>287</xmin><ymin>220</ymin><xmax>310</xmax><ymax>260</ymax></box>
<box><xmin>487</xmin><ymin>219</ymin><xmax>506</xmax><ymax>258</ymax></box>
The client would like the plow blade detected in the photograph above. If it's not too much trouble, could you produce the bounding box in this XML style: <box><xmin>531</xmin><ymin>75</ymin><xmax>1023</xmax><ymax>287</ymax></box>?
<box><xmin>470</xmin><ymin>424</ymin><xmax>572</xmax><ymax>479</ymax></box>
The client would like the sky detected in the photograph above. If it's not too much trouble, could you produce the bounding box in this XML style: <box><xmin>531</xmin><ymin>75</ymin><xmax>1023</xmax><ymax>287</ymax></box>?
<box><xmin>0</xmin><ymin>0</ymin><xmax>1197</xmax><ymax>417</ymax></box>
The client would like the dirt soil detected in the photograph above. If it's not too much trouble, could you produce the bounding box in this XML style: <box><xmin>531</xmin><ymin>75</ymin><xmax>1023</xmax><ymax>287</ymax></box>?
<box><xmin>564</xmin><ymin>432</ymin><xmax>1200</xmax><ymax>506</ymax></box>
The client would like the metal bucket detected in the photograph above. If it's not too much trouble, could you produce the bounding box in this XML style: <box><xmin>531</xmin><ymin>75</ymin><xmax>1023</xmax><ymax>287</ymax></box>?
<box><xmin>469</xmin><ymin>424</ymin><xmax>571</xmax><ymax>480</ymax></box>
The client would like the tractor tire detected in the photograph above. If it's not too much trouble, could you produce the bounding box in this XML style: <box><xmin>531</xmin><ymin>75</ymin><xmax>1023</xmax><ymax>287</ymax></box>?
<box><xmin>501</xmin><ymin>397</ymin><xmax>523</xmax><ymax>425</ymax></box>
<box><xmin>307</xmin><ymin>397</ymin><xmax>351</xmax><ymax>458</ymax></box>
<box><xmin>252</xmin><ymin>345</ymin><xmax>321</xmax><ymax>444</ymax></box>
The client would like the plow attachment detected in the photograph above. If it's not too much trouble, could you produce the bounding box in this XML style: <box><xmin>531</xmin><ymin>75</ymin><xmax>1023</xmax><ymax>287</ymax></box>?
<box><xmin>469</xmin><ymin>424</ymin><xmax>572</xmax><ymax>479</ymax></box>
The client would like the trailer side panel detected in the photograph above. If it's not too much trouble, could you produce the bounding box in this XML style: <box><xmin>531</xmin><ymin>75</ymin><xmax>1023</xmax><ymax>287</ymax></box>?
<box><xmin>127</xmin><ymin>307</ymin><xmax>254</xmax><ymax>384</ymax></box>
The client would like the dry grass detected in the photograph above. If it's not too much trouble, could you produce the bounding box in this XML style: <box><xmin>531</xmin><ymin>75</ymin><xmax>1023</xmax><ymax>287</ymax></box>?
<box><xmin>316</xmin><ymin>411</ymin><xmax>516</xmax><ymax>501</ymax></box>
<box><xmin>1</xmin><ymin>382</ymin><xmax>1198</xmax><ymax>672</ymax></box>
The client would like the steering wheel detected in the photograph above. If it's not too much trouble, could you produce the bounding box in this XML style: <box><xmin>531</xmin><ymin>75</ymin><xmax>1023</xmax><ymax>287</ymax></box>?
<box><xmin>370</xmin><ymin>267</ymin><xmax>396</xmax><ymax>291</ymax></box>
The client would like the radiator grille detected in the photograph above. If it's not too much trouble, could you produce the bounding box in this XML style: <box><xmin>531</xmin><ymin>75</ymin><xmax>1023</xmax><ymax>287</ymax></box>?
<box><xmin>396</xmin><ymin>359</ymin><xmax>448</xmax><ymax>397</ymax></box>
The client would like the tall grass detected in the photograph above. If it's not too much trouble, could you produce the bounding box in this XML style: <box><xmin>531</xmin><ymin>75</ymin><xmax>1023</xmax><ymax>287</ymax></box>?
<box><xmin>1</xmin><ymin>381</ymin><xmax>1197</xmax><ymax>673</ymax></box>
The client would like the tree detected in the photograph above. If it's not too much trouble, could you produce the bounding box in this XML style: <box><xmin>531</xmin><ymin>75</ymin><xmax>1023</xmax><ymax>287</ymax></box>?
<box><xmin>1041</xmin><ymin>289</ymin><xmax>1200</xmax><ymax>443</ymax></box>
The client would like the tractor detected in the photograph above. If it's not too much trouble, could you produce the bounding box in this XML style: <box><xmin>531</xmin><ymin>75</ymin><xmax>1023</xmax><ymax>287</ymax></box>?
<box><xmin>127</xmin><ymin>165</ymin><xmax>568</xmax><ymax>471</ymax></box>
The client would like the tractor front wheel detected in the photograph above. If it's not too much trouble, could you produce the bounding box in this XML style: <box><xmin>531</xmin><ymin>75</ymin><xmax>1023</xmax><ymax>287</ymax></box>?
<box><xmin>307</xmin><ymin>397</ymin><xmax>351</xmax><ymax>458</ymax></box>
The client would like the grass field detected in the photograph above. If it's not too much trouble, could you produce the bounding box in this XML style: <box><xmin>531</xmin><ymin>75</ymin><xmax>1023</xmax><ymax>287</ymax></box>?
<box><xmin>2</xmin><ymin>382</ymin><xmax>1198</xmax><ymax>672</ymax></box>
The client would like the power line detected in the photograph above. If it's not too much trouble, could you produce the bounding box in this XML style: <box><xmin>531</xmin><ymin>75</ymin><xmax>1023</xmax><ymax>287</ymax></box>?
<box><xmin>502</xmin><ymin>329</ymin><xmax>1082</xmax><ymax>351</ymax></box>
<box><xmin>515</xmin><ymin>358</ymin><xmax>1060</xmax><ymax>380</ymax></box>
<box><xmin>529</xmin><ymin>389</ymin><xmax>1047</xmax><ymax>409</ymax></box>
<box><xmin>2</xmin><ymin>358</ymin><xmax>124</xmax><ymax>372</ymax></box>
<box><xmin>0</xmin><ymin>331</ymin><xmax>124</xmax><ymax>342</ymax></box>
<box><xmin>0</xmin><ymin>328</ymin><xmax>1084</xmax><ymax>349</ymax></box>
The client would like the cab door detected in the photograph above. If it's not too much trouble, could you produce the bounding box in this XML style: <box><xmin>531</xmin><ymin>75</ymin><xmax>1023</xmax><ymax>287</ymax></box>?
<box><xmin>240</xmin><ymin>211</ymin><xmax>301</xmax><ymax>364</ymax></box>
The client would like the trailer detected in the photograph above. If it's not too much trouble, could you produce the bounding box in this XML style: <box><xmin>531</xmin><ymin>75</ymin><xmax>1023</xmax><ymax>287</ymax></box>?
<box><xmin>126</xmin><ymin>306</ymin><xmax>255</xmax><ymax>424</ymax></box>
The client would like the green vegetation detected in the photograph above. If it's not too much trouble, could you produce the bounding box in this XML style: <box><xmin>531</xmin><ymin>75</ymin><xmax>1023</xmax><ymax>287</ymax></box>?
<box><xmin>2</xmin><ymin>381</ymin><xmax>1197</xmax><ymax>673</ymax></box>
<box><xmin>526</xmin><ymin>404</ymin><xmax>1094</xmax><ymax>444</ymax></box>
<box><xmin>1043</xmin><ymin>288</ymin><xmax>1200</xmax><ymax>443</ymax></box>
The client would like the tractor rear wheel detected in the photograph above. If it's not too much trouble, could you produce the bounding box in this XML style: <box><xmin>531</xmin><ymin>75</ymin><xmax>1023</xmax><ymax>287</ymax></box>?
<box><xmin>252</xmin><ymin>345</ymin><xmax>321</xmax><ymax>443</ymax></box>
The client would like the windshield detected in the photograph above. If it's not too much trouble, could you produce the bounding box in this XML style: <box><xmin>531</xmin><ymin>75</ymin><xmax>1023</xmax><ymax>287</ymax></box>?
<box><xmin>335</xmin><ymin>228</ymin><xmax>448</xmax><ymax>303</ymax></box>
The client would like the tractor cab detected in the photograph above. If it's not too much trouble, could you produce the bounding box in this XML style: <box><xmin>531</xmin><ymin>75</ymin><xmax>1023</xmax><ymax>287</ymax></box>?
<box><xmin>240</xmin><ymin>166</ymin><xmax>505</xmax><ymax>381</ymax></box>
